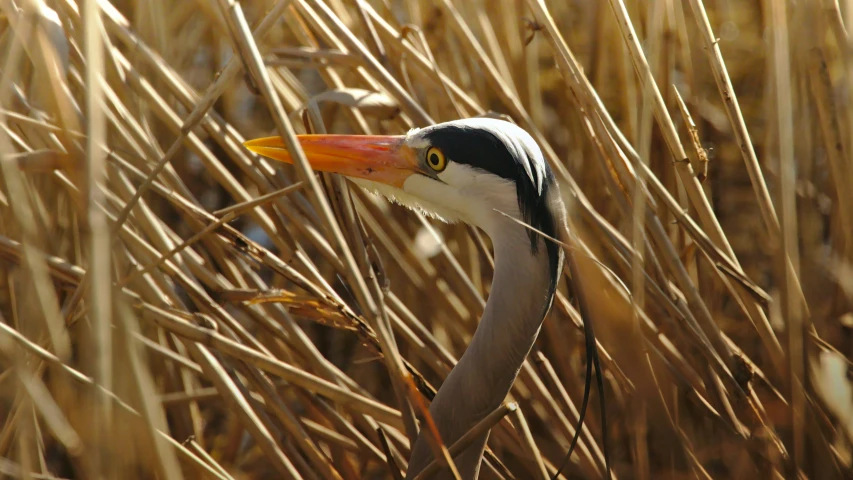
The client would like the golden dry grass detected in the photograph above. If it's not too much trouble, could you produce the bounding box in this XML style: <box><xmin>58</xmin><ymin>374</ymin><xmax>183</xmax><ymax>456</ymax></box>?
<box><xmin>0</xmin><ymin>0</ymin><xmax>852</xmax><ymax>478</ymax></box>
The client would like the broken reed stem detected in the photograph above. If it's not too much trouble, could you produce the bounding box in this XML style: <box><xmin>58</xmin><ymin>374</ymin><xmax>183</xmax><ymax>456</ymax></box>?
<box><xmin>412</xmin><ymin>403</ymin><xmax>517</xmax><ymax>480</ymax></box>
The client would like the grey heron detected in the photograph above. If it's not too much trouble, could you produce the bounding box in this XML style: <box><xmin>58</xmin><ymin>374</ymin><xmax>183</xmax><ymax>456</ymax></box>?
<box><xmin>245</xmin><ymin>118</ymin><xmax>607</xmax><ymax>479</ymax></box>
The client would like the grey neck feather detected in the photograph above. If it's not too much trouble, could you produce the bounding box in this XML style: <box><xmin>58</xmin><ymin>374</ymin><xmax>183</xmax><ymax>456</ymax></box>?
<box><xmin>405</xmin><ymin>216</ymin><xmax>559</xmax><ymax>479</ymax></box>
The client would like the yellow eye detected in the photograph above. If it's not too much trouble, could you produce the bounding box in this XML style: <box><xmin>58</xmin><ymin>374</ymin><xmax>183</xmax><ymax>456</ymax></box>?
<box><xmin>426</xmin><ymin>147</ymin><xmax>447</xmax><ymax>172</ymax></box>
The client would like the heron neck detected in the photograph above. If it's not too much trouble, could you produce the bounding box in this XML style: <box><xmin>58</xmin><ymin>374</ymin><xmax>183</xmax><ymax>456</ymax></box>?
<box><xmin>406</xmin><ymin>219</ymin><xmax>559</xmax><ymax>479</ymax></box>
<box><xmin>466</xmin><ymin>221</ymin><xmax>558</xmax><ymax>384</ymax></box>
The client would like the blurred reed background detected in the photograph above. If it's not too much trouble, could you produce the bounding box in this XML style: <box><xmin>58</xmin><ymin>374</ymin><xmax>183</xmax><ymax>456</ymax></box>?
<box><xmin>0</xmin><ymin>0</ymin><xmax>852</xmax><ymax>478</ymax></box>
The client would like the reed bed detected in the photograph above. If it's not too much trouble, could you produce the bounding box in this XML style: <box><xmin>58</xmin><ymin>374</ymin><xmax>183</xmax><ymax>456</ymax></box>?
<box><xmin>0</xmin><ymin>0</ymin><xmax>851</xmax><ymax>478</ymax></box>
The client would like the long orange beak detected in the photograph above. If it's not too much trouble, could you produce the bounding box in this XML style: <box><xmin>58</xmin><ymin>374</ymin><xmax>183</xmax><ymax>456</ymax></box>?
<box><xmin>243</xmin><ymin>135</ymin><xmax>419</xmax><ymax>188</ymax></box>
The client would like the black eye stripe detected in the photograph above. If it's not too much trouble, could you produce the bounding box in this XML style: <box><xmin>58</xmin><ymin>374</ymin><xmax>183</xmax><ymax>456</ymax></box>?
<box><xmin>424</xmin><ymin>126</ymin><xmax>519</xmax><ymax>182</ymax></box>
<box><xmin>421</xmin><ymin>123</ymin><xmax>559</xmax><ymax>293</ymax></box>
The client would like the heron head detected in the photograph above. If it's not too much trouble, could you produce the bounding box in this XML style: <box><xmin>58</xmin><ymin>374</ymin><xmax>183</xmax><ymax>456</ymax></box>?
<box><xmin>244</xmin><ymin>118</ymin><xmax>563</xmax><ymax>253</ymax></box>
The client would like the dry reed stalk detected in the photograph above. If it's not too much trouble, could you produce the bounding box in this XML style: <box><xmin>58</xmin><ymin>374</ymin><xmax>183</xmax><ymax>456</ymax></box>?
<box><xmin>1</xmin><ymin>0</ymin><xmax>851</xmax><ymax>478</ymax></box>
<box><xmin>769</xmin><ymin>0</ymin><xmax>806</xmax><ymax>475</ymax></box>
